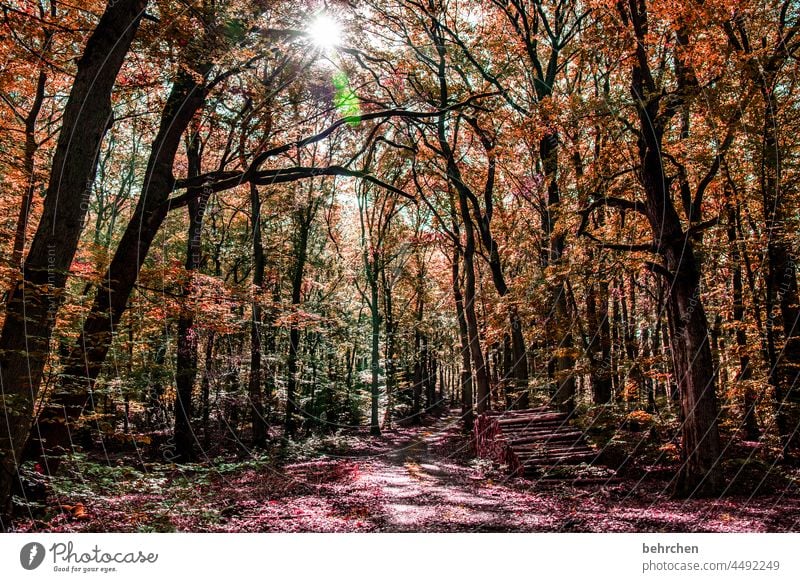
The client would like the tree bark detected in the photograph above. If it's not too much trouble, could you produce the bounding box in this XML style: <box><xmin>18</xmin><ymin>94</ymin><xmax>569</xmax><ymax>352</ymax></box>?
<box><xmin>0</xmin><ymin>0</ymin><xmax>147</xmax><ymax>527</ymax></box>
<box><xmin>174</xmin><ymin>134</ymin><xmax>207</xmax><ymax>462</ymax></box>
<box><xmin>760</xmin><ymin>93</ymin><xmax>800</xmax><ymax>457</ymax></box>
<box><xmin>452</xmin><ymin>241</ymin><xmax>474</xmax><ymax>431</ymax></box>
<box><xmin>286</xmin><ymin>217</ymin><xmax>310</xmax><ymax>438</ymax></box>
<box><xmin>248</xmin><ymin>183</ymin><xmax>267</xmax><ymax>446</ymax></box>
<box><xmin>32</xmin><ymin>68</ymin><xmax>207</xmax><ymax>472</ymax></box>
<box><xmin>620</xmin><ymin>0</ymin><xmax>722</xmax><ymax>496</ymax></box>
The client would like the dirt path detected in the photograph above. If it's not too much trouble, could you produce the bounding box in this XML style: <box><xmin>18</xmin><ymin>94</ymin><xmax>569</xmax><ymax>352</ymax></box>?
<box><xmin>215</xmin><ymin>411</ymin><xmax>800</xmax><ymax>533</ymax></box>
<box><xmin>343</xmin><ymin>416</ymin><xmax>523</xmax><ymax>531</ymax></box>
<box><xmin>14</xmin><ymin>411</ymin><xmax>800</xmax><ymax>532</ymax></box>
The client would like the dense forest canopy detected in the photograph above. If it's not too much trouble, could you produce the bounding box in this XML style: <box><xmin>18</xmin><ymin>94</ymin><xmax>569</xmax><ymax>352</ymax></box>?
<box><xmin>0</xmin><ymin>0</ymin><xmax>799</xmax><ymax>530</ymax></box>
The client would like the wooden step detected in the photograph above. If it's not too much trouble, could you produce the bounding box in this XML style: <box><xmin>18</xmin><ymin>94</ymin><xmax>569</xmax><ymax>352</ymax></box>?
<box><xmin>497</xmin><ymin>412</ymin><xmax>569</xmax><ymax>425</ymax></box>
<box><xmin>475</xmin><ymin>407</ymin><xmax>615</xmax><ymax>482</ymax></box>
<box><xmin>516</xmin><ymin>450</ymin><xmax>596</xmax><ymax>462</ymax></box>
<box><xmin>522</xmin><ymin>453</ymin><xmax>597</xmax><ymax>468</ymax></box>
<box><xmin>503</xmin><ymin>425</ymin><xmax>580</xmax><ymax>436</ymax></box>
<box><xmin>508</xmin><ymin>431</ymin><xmax>585</xmax><ymax>445</ymax></box>
<box><xmin>518</xmin><ymin>448</ymin><xmax>596</xmax><ymax>459</ymax></box>
<box><xmin>500</xmin><ymin>422</ymin><xmax>574</xmax><ymax>433</ymax></box>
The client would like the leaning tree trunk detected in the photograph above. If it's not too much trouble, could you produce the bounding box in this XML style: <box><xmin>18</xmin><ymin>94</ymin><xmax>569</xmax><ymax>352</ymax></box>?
<box><xmin>0</xmin><ymin>0</ymin><xmax>147</xmax><ymax>527</ymax></box>
<box><xmin>31</xmin><ymin>69</ymin><xmax>207</xmax><ymax>474</ymax></box>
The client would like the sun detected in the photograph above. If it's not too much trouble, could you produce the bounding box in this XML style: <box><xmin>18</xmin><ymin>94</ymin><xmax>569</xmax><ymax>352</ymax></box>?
<box><xmin>307</xmin><ymin>14</ymin><xmax>342</xmax><ymax>51</ymax></box>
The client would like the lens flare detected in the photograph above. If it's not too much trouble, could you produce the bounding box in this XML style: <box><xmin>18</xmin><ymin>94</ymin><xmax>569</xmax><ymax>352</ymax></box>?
<box><xmin>307</xmin><ymin>14</ymin><xmax>341</xmax><ymax>50</ymax></box>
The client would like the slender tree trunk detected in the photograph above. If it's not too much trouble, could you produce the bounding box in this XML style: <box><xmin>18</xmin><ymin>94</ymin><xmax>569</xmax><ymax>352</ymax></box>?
<box><xmin>286</xmin><ymin>219</ymin><xmax>310</xmax><ymax>438</ymax></box>
<box><xmin>452</xmin><ymin>243</ymin><xmax>474</xmax><ymax>430</ymax></box>
<box><xmin>760</xmin><ymin>93</ymin><xmax>800</xmax><ymax>457</ymax></box>
<box><xmin>10</xmin><ymin>68</ymin><xmax>48</xmax><ymax>276</ymax></box>
<box><xmin>201</xmin><ymin>331</ymin><xmax>215</xmax><ymax>445</ymax></box>
<box><xmin>381</xmin><ymin>269</ymin><xmax>395</xmax><ymax>430</ymax></box>
<box><xmin>587</xmin><ymin>255</ymin><xmax>613</xmax><ymax>404</ymax></box>
<box><xmin>462</xmin><ymin>223</ymin><xmax>490</xmax><ymax>413</ymax></box>
<box><xmin>411</xmin><ymin>282</ymin><xmax>424</xmax><ymax>423</ymax></box>
<box><xmin>726</xmin><ymin>201</ymin><xmax>760</xmax><ymax>440</ymax></box>
<box><xmin>0</xmin><ymin>0</ymin><xmax>147</xmax><ymax>527</ymax></box>
<box><xmin>248</xmin><ymin>183</ymin><xmax>267</xmax><ymax>446</ymax></box>
<box><xmin>174</xmin><ymin>134</ymin><xmax>208</xmax><ymax>462</ymax></box>
<box><xmin>540</xmin><ymin>131</ymin><xmax>575</xmax><ymax>413</ymax></box>
<box><xmin>369</xmin><ymin>266</ymin><xmax>381</xmax><ymax>436</ymax></box>
<box><xmin>431</xmin><ymin>22</ymin><xmax>491</xmax><ymax>414</ymax></box>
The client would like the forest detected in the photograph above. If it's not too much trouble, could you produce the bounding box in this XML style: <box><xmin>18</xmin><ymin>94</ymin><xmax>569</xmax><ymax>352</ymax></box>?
<box><xmin>0</xmin><ymin>0</ymin><xmax>799</xmax><ymax>533</ymax></box>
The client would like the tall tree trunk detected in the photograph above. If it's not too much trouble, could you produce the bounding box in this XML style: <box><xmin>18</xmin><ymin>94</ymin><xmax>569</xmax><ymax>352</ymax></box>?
<box><xmin>541</xmin><ymin>131</ymin><xmax>575</xmax><ymax>413</ymax></box>
<box><xmin>381</xmin><ymin>268</ymin><xmax>395</xmax><ymax>430</ymax></box>
<box><xmin>10</xmin><ymin>68</ymin><xmax>48</xmax><ymax>276</ymax></box>
<box><xmin>0</xmin><ymin>0</ymin><xmax>147</xmax><ymax>527</ymax></box>
<box><xmin>286</xmin><ymin>219</ymin><xmax>310</xmax><ymax>438</ymax></box>
<box><xmin>452</xmin><ymin>242</ymin><xmax>474</xmax><ymax>430</ymax></box>
<box><xmin>411</xmin><ymin>294</ymin><xmax>424</xmax><ymax>424</ymax></box>
<box><xmin>760</xmin><ymin>93</ymin><xmax>800</xmax><ymax>457</ymax></box>
<box><xmin>726</xmin><ymin>200</ymin><xmax>760</xmax><ymax>440</ymax></box>
<box><xmin>639</xmin><ymin>106</ymin><xmax>722</xmax><ymax>497</ymax></box>
<box><xmin>248</xmin><ymin>183</ymin><xmax>267</xmax><ymax>446</ymax></box>
<box><xmin>174</xmin><ymin>133</ymin><xmax>208</xmax><ymax>462</ymax></box>
<box><xmin>369</xmin><ymin>263</ymin><xmax>381</xmax><ymax>436</ymax></box>
<box><xmin>461</xmin><ymin>218</ymin><xmax>490</xmax><ymax>413</ymax></box>
<box><xmin>587</xmin><ymin>254</ymin><xmax>613</xmax><ymax>404</ymax></box>
<box><xmin>620</xmin><ymin>0</ymin><xmax>722</xmax><ymax>495</ymax></box>
<box><xmin>431</xmin><ymin>20</ymin><xmax>491</xmax><ymax>414</ymax></box>
<box><xmin>32</xmin><ymin>68</ymin><xmax>207</xmax><ymax>472</ymax></box>
<box><xmin>201</xmin><ymin>331</ymin><xmax>215</xmax><ymax>445</ymax></box>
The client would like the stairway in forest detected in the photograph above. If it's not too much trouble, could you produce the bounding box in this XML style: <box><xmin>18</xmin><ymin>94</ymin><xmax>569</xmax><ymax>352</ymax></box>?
<box><xmin>474</xmin><ymin>407</ymin><xmax>616</xmax><ymax>483</ymax></box>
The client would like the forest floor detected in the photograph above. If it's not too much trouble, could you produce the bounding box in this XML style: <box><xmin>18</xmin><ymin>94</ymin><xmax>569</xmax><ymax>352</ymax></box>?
<box><xmin>11</xmin><ymin>410</ymin><xmax>800</xmax><ymax>532</ymax></box>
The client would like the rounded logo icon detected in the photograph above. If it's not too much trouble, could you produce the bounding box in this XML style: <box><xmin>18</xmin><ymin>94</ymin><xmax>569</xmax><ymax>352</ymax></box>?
<box><xmin>20</xmin><ymin>542</ymin><xmax>46</xmax><ymax>570</ymax></box>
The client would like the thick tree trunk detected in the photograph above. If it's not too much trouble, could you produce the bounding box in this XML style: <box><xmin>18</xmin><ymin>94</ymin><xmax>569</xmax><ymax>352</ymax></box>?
<box><xmin>639</xmin><ymin>116</ymin><xmax>722</xmax><ymax>497</ymax></box>
<box><xmin>32</xmin><ymin>69</ymin><xmax>207</xmax><ymax>472</ymax></box>
<box><xmin>0</xmin><ymin>0</ymin><xmax>147</xmax><ymax>527</ymax></box>
<box><xmin>616</xmin><ymin>0</ymin><xmax>723</xmax><ymax>494</ymax></box>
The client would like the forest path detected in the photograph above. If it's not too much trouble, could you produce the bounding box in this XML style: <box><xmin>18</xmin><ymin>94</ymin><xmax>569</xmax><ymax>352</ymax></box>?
<box><xmin>15</xmin><ymin>410</ymin><xmax>800</xmax><ymax>532</ymax></box>
<box><xmin>258</xmin><ymin>410</ymin><xmax>800</xmax><ymax>533</ymax></box>
<box><xmin>346</xmin><ymin>412</ymin><xmax>524</xmax><ymax>531</ymax></box>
